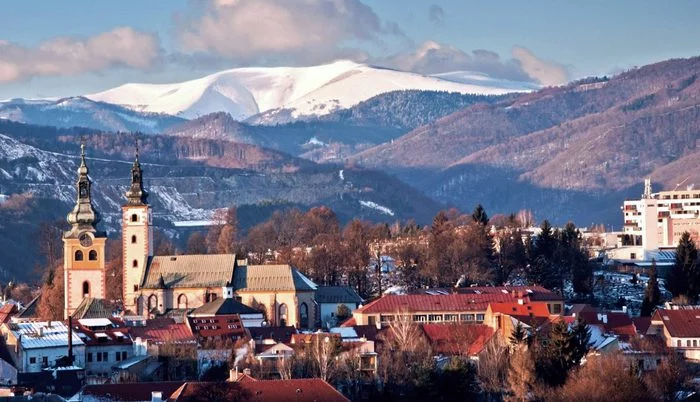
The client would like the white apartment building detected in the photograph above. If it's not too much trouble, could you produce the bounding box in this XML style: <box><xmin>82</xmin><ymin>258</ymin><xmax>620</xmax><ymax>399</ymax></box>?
<box><xmin>0</xmin><ymin>321</ymin><xmax>85</xmax><ymax>373</ymax></box>
<box><xmin>620</xmin><ymin>179</ymin><xmax>700</xmax><ymax>260</ymax></box>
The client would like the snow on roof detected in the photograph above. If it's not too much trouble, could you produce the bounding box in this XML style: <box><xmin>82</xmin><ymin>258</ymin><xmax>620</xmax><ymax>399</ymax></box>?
<box><xmin>113</xmin><ymin>331</ymin><xmax>125</xmax><ymax>338</ymax></box>
<box><xmin>330</xmin><ymin>327</ymin><xmax>358</xmax><ymax>339</ymax></box>
<box><xmin>78</xmin><ymin>318</ymin><xmax>113</xmax><ymax>328</ymax></box>
<box><xmin>9</xmin><ymin>321</ymin><xmax>85</xmax><ymax>349</ymax></box>
<box><xmin>95</xmin><ymin>333</ymin><xmax>109</xmax><ymax>338</ymax></box>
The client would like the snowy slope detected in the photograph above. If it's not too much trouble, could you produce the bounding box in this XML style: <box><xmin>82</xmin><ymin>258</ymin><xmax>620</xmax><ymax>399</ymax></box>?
<box><xmin>86</xmin><ymin>60</ymin><xmax>535</xmax><ymax>121</ymax></box>
<box><xmin>0</xmin><ymin>97</ymin><xmax>185</xmax><ymax>133</ymax></box>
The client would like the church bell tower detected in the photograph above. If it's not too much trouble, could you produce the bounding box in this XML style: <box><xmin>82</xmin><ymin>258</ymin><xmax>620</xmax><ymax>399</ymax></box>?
<box><xmin>122</xmin><ymin>145</ymin><xmax>152</xmax><ymax>314</ymax></box>
<box><xmin>63</xmin><ymin>144</ymin><xmax>107</xmax><ymax>319</ymax></box>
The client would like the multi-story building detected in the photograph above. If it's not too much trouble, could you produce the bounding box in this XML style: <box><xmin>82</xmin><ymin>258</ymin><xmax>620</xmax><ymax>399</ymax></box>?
<box><xmin>349</xmin><ymin>286</ymin><xmax>563</xmax><ymax>328</ymax></box>
<box><xmin>72</xmin><ymin>318</ymin><xmax>133</xmax><ymax>378</ymax></box>
<box><xmin>621</xmin><ymin>179</ymin><xmax>700</xmax><ymax>260</ymax></box>
<box><xmin>0</xmin><ymin>321</ymin><xmax>85</xmax><ymax>373</ymax></box>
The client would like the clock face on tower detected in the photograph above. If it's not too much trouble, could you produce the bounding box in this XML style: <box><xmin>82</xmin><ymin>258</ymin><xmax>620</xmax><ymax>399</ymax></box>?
<box><xmin>79</xmin><ymin>232</ymin><xmax>93</xmax><ymax>247</ymax></box>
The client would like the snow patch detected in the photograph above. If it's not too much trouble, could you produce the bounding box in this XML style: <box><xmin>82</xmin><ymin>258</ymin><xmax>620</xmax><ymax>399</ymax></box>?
<box><xmin>339</xmin><ymin>169</ymin><xmax>344</xmax><ymax>181</ymax></box>
<box><xmin>172</xmin><ymin>220</ymin><xmax>215</xmax><ymax>227</ymax></box>
<box><xmin>306</xmin><ymin>136</ymin><xmax>326</xmax><ymax>147</ymax></box>
<box><xmin>359</xmin><ymin>200</ymin><xmax>394</xmax><ymax>216</ymax></box>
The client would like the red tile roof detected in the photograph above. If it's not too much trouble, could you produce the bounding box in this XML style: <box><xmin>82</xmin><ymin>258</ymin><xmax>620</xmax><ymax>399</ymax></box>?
<box><xmin>0</xmin><ymin>303</ymin><xmax>18</xmax><ymax>324</ymax></box>
<box><xmin>339</xmin><ymin>317</ymin><xmax>357</xmax><ymax>327</ymax></box>
<box><xmin>632</xmin><ymin>317</ymin><xmax>652</xmax><ymax>335</ymax></box>
<box><xmin>489</xmin><ymin>301</ymin><xmax>552</xmax><ymax>318</ymax></box>
<box><xmin>188</xmin><ymin>314</ymin><xmax>246</xmax><ymax>339</ymax></box>
<box><xmin>172</xmin><ymin>379</ymin><xmax>350</xmax><ymax>402</ymax></box>
<box><xmin>578</xmin><ymin>312</ymin><xmax>637</xmax><ymax>340</ymax></box>
<box><xmin>358</xmin><ymin>294</ymin><xmax>511</xmax><ymax>314</ymax></box>
<box><xmin>420</xmin><ymin>324</ymin><xmax>494</xmax><ymax>356</ymax></box>
<box><xmin>130</xmin><ymin>318</ymin><xmax>195</xmax><ymax>343</ymax></box>
<box><xmin>653</xmin><ymin>309</ymin><xmax>700</xmax><ymax>338</ymax></box>
<box><xmin>72</xmin><ymin>318</ymin><xmax>133</xmax><ymax>346</ymax></box>
<box><xmin>454</xmin><ymin>285</ymin><xmax>563</xmax><ymax>301</ymax></box>
<box><xmin>82</xmin><ymin>382</ymin><xmax>186</xmax><ymax>401</ymax></box>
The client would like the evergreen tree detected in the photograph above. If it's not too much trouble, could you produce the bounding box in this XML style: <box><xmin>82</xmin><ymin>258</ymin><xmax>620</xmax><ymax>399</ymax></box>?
<box><xmin>641</xmin><ymin>260</ymin><xmax>662</xmax><ymax>316</ymax></box>
<box><xmin>537</xmin><ymin>319</ymin><xmax>588</xmax><ymax>386</ymax></box>
<box><xmin>533</xmin><ymin>220</ymin><xmax>557</xmax><ymax>260</ymax></box>
<box><xmin>509</xmin><ymin>322</ymin><xmax>527</xmax><ymax>345</ymax></box>
<box><xmin>471</xmin><ymin>204</ymin><xmax>489</xmax><ymax>226</ymax></box>
<box><xmin>570</xmin><ymin>317</ymin><xmax>591</xmax><ymax>366</ymax></box>
<box><xmin>667</xmin><ymin>232</ymin><xmax>699</xmax><ymax>300</ymax></box>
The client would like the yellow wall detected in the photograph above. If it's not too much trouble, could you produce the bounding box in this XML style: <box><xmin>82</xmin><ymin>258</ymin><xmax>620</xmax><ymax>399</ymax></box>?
<box><xmin>63</xmin><ymin>235</ymin><xmax>106</xmax><ymax>319</ymax></box>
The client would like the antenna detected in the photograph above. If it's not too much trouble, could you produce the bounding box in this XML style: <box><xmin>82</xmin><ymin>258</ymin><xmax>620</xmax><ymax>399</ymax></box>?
<box><xmin>673</xmin><ymin>176</ymin><xmax>690</xmax><ymax>191</ymax></box>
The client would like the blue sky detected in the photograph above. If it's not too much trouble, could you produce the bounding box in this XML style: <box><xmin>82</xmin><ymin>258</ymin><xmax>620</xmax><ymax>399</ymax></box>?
<box><xmin>1</xmin><ymin>0</ymin><xmax>699</xmax><ymax>98</ymax></box>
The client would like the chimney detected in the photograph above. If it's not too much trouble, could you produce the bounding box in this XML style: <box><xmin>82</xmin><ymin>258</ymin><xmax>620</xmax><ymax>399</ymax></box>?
<box><xmin>68</xmin><ymin>316</ymin><xmax>73</xmax><ymax>364</ymax></box>
<box><xmin>151</xmin><ymin>391</ymin><xmax>163</xmax><ymax>402</ymax></box>
<box><xmin>38</xmin><ymin>327</ymin><xmax>44</xmax><ymax>337</ymax></box>
<box><xmin>601</xmin><ymin>314</ymin><xmax>608</xmax><ymax>324</ymax></box>
<box><xmin>229</xmin><ymin>367</ymin><xmax>239</xmax><ymax>382</ymax></box>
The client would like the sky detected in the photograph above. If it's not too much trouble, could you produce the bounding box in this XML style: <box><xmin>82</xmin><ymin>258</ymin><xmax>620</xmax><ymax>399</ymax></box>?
<box><xmin>1</xmin><ymin>0</ymin><xmax>700</xmax><ymax>99</ymax></box>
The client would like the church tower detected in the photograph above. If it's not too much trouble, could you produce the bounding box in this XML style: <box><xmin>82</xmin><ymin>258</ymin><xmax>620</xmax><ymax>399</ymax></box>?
<box><xmin>122</xmin><ymin>146</ymin><xmax>152</xmax><ymax>314</ymax></box>
<box><xmin>63</xmin><ymin>144</ymin><xmax>107</xmax><ymax>319</ymax></box>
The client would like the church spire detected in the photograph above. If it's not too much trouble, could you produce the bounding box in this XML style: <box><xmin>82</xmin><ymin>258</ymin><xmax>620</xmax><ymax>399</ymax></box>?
<box><xmin>66</xmin><ymin>142</ymin><xmax>100</xmax><ymax>236</ymax></box>
<box><xmin>125</xmin><ymin>139</ymin><xmax>148</xmax><ymax>206</ymax></box>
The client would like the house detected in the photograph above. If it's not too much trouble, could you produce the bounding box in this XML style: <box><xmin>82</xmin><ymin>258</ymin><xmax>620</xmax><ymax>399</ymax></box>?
<box><xmin>0</xmin><ymin>321</ymin><xmax>85</xmax><ymax>373</ymax></box>
<box><xmin>649</xmin><ymin>308</ymin><xmax>700</xmax><ymax>360</ymax></box>
<box><xmin>351</xmin><ymin>286</ymin><xmax>563</xmax><ymax>328</ymax></box>
<box><xmin>130</xmin><ymin>318</ymin><xmax>197</xmax><ymax>357</ymax></box>
<box><xmin>79</xmin><ymin>376</ymin><xmax>350</xmax><ymax>402</ymax></box>
<box><xmin>420</xmin><ymin>323</ymin><xmax>494</xmax><ymax>357</ymax></box>
<box><xmin>483</xmin><ymin>300</ymin><xmax>555</xmax><ymax>338</ymax></box>
<box><xmin>71</xmin><ymin>318</ymin><xmax>132</xmax><ymax>379</ymax></box>
<box><xmin>186</xmin><ymin>290</ymin><xmax>264</xmax><ymax>341</ymax></box>
<box><xmin>576</xmin><ymin>311</ymin><xmax>637</xmax><ymax>341</ymax></box>
<box><xmin>315</xmin><ymin>286</ymin><xmax>363</xmax><ymax>328</ymax></box>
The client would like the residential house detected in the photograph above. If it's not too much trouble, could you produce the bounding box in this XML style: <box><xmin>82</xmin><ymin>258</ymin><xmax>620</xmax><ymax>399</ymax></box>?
<box><xmin>72</xmin><ymin>318</ymin><xmax>132</xmax><ymax>379</ymax></box>
<box><xmin>186</xmin><ymin>291</ymin><xmax>264</xmax><ymax>342</ymax></box>
<box><xmin>483</xmin><ymin>300</ymin><xmax>555</xmax><ymax>339</ymax></box>
<box><xmin>420</xmin><ymin>323</ymin><xmax>494</xmax><ymax>358</ymax></box>
<box><xmin>315</xmin><ymin>286</ymin><xmax>363</xmax><ymax>328</ymax></box>
<box><xmin>0</xmin><ymin>321</ymin><xmax>85</xmax><ymax>373</ymax></box>
<box><xmin>649</xmin><ymin>308</ymin><xmax>700</xmax><ymax>360</ymax></box>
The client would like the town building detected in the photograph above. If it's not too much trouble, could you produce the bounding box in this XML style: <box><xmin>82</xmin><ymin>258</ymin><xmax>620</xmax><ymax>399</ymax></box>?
<box><xmin>0</xmin><ymin>321</ymin><xmax>85</xmax><ymax>373</ymax></box>
<box><xmin>649</xmin><ymin>307</ymin><xmax>700</xmax><ymax>360</ymax></box>
<box><xmin>620</xmin><ymin>179</ymin><xmax>700</xmax><ymax>260</ymax></box>
<box><xmin>71</xmin><ymin>318</ymin><xmax>132</xmax><ymax>379</ymax></box>
<box><xmin>315</xmin><ymin>286</ymin><xmax>363</xmax><ymax>328</ymax></box>
<box><xmin>350</xmin><ymin>286</ymin><xmax>563</xmax><ymax>328</ymax></box>
<box><xmin>186</xmin><ymin>290</ymin><xmax>264</xmax><ymax>341</ymax></box>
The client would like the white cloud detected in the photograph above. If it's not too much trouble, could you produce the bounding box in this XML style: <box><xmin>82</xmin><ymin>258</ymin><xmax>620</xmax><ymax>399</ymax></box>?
<box><xmin>377</xmin><ymin>41</ymin><xmax>570</xmax><ymax>85</ymax></box>
<box><xmin>0</xmin><ymin>27</ymin><xmax>162</xmax><ymax>83</ymax></box>
<box><xmin>511</xmin><ymin>46</ymin><xmax>569</xmax><ymax>86</ymax></box>
<box><xmin>176</xmin><ymin>0</ymin><xmax>403</xmax><ymax>65</ymax></box>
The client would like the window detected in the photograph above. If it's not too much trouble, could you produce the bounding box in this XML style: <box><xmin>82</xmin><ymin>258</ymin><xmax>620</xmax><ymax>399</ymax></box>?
<box><xmin>687</xmin><ymin>340</ymin><xmax>692</xmax><ymax>347</ymax></box>
<box><xmin>131</xmin><ymin>214</ymin><xmax>138</xmax><ymax>222</ymax></box>
<box><xmin>299</xmin><ymin>302</ymin><xmax>309</xmax><ymax>328</ymax></box>
<box><xmin>82</xmin><ymin>281</ymin><xmax>90</xmax><ymax>297</ymax></box>
<box><xmin>552</xmin><ymin>304</ymin><xmax>562</xmax><ymax>314</ymax></box>
<box><xmin>89</xmin><ymin>250</ymin><xmax>97</xmax><ymax>261</ymax></box>
<box><xmin>122</xmin><ymin>351</ymin><xmax>127</xmax><ymax>361</ymax></box>
<box><xmin>75</xmin><ymin>250</ymin><xmax>84</xmax><ymax>261</ymax></box>
<box><xmin>131</xmin><ymin>235</ymin><xmax>137</xmax><ymax>244</ymax></box>
<box><xmin>476</xmin><ymin>314</ymin><xmax>485</xmax><ymax>322</ymax></box>
<box><xmin>29</xmin><ymin>357</ymin><xmax>36</xmax><ymax>364</ymax></box>
<box><xmin>695</xmin><ymin>340</ymin><xmax>698</xmax><ymax>348</ymax></box>
<box><xmin>103</xmin><ymin>352</ymin><xmax>108</xmax><ymax>362</ymax></box>
<box><xmin>132</xmin><ymin>259</ymin><xmax>139</xmax><ymax>268</ymax></box>
<box><xmin>148</xmin><ymin>295</ymin><xmax>158</xmax><ymax>311</ymax></box>
<box><xmin>178</xmin><ymin>294</ymin><xmax>188</xmax><ymax>310</ymax></box>
<box><xmin>368</xmin><ymin>316</ymin><xmax>376</xmax><ymax>327</ymax></box>
<box><xmin>97</xmin><ymin>353</ymin><xmax>102</xmax><ymax>362</ymax></box>
<box><xmin>380</xmin><ymin>315</ymin><xmax>395</xmax><ymax>323</ymax></box>
<box><xmin>116</xmin><ymin>352</ymin><xmax>121</xmax><ymax>361</ymax></box>
<box><xmin>87</xmin><ymin>353</ymin><xmax>93</xmax><ymax>363</ymax></box>
<box><xmin>678</xmin><ymin>340</ymin><xmax>682</xmax><ymax>347</ymax></box>
<box><xmin>133</xmin><ymin>285</ymin><xmax>139</xmax><ymax>292</ymax></box>
<box><xmin>428</xmin><ymin>314</ymin><xmax>443</xmax><ymax>322</ymax></box>
<box><xmin>444</xmin><ymin>314</ymin><xmax>458</xmax><ymax>322</ymax></box>
<box><xmin>278</xmin><ymin>303</ymin><xmax>288</xmax><ymax>326</ymax></box>
<box><xmin>413</xmin><ymin>315</ymin><xmax>427</xmax><ymax>322</ymax></box>
<box><xmin>42</xmin><ymin>356</ymin><xmax>48</xmax><ymax>366</ymax></box>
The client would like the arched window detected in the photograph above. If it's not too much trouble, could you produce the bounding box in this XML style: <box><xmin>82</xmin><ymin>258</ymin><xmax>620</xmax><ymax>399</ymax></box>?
<box><xmin>299</xmin><ymin>302</ymin><xmax>309</xmax><ymax>328</ymax></box>
<box><xmin>148</xmin><ymin>295</ymin><xmax>158</xmax><ymax>311</ymax></box>
<box><xmin>75</xmin><ymin>250</ymin><xmax>84</xmax><ymax>261</ymax></box>
<box><xmin>278</xmin><ymin>303</ymin><xmax>288</xmax><ymax>327</ymax></box>
<box><xmin>131</xmin><ymin>214</ymin><xmax>138</xmax><ymax>222</ymax></box>
<box><xmin>178</xmin><ymin>294</ymin><xmax>188</xmax><ymax>310</ymax></box>
<box><xmin>82</xmin><ymin>281</ymin><xmax>90</xmax><ymax>297</ymax></box>
<box><xmin>88</xmin><ymin>250</ymin><xmax>97</xmax><ymax>261</ymax></box>
<box><xmin>132</xmin><ymin>260</ymin><xmax>138</xmax><ymax>268</ymax></box>
<box><xmin>131</xmin><ymin>235</ymin><xmax>137</xmax><ymax>244</ymax></box>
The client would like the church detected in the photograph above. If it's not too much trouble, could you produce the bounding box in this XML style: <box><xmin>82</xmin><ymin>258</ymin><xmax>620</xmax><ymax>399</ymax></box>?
<box><xmin>62</xmin><ymin>145</ymin><xmax>318</xmax><ymax>329</ymax></box>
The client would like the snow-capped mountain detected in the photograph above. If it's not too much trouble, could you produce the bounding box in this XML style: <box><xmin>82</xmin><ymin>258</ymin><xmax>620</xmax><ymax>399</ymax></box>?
<box><xmin>0</xmin><ymin>97</ymin><xmax>185</xmax><ymax>133</ymax></box>
<box><xmin>86</xmin><ymin>60</ymin><xmax>535</xmax><ymax>121</ymax></box>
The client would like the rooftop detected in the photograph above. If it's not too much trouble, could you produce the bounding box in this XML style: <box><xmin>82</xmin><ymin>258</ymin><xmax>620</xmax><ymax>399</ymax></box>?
<box><xmin>653</xmin><ymin>308</ymin><xmax>700</xmax><ymax>338</ymax></box>
<box><xmin>142</xmin><ymin>254</ymin><xmax>237</xmax><ymax>289</ymax></box>
<box><xmin>171</xmin><ymin>378</ymin><xmax>350</xmax><ymax>402</ymax></box>
<box><xmin>71</xmin><ymin>297</ymin><xmax>117</xmax><ymax>320</ymax></box>
<box><xmin>129</xmin><ymin>318</ymin><xmax>195</xmax><ymax>344</ymax></box>
<box><xmin>6</xmin><ymin>321</ymin><xmax>84</xmax><ymax>349</ymax></box>
<box><xmin>315</xmin><ymin>286</ymin><xmax>363</xmax><ymax>304</ymax></box>
<box><xmin>189</xmin><ymin>298</ymin><xmax>261</xmax><ymax>317</ymax></box>
<box><xmin>233</xmin><ymin>264</ymin><xmax>317</xmax><ymax>292</ymax></box>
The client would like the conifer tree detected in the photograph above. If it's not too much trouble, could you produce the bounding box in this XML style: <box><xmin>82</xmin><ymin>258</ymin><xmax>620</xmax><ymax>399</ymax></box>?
<box><xmin>471</xmin><ymin>204</ymin><xmax>489</xmax><ymax>226</ymax></box>
<box><xmin>667</xmin><ymin>232</ymin><xmax>699</xmax><ymax>300</ymax></box>
<box><xmin>641</xmin><ymin>260</ymin><xmax>662</xmax><ymax>316</ymax></box>
<box><xmin>509</xmin><ymin>322</ymin><xmax>527</xmax><ymax>345</ymax></box>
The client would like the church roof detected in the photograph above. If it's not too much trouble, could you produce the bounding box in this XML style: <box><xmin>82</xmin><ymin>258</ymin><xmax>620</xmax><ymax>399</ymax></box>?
<box><xmin>232</xmin><ymin>264</ymin><xmax>317</xmax><ymax>292</ymax></box>
<box><xmin>142</xmin><ymin>254</ymin><xmax>237</xmax><ymax>289</ymax></box>
<box><xmin>71</xmin><ymin>297</ymin><xmax>117</xmax><ymax>320</ymax></box>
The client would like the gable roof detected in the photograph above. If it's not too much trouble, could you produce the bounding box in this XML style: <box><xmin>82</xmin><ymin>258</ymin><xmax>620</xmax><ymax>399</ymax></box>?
<box><xmin>172</xmin><ymin>379</ymin><xmax>349</xmax><ymax>402</ymax></box>
<box><xmin>71</xmin><ymin>297</ymin><xmax>117</xmax><ymax>320</ymax></box>
<box><xmin>129</xmin><ymin>318</ymin><xmax>195</xmax><ymax>344</ymax></box>
<box><xmin>233</xmin><ymin>264</ymin><xmax>317</xmax><ymax>292</ymax></box>
<box><xmin>357</xmin><ymin>293</ymin><xmax>521</xmax><ymax>314</ymax></box>
<box><xmin>189</xmin><ymin>298</ymin><xmax>260</xmax><ymax>317</ymax></box>
<box><xmin>82</xmin><ymin>382</ymin><xmax>186</xmax><ymax>401</ymax></box>
<box><xmin>315</xmin><ymin>286</ymin><xmax>363</xmax><ymax>304</ymax></box>
<box><xmin>489</xmin><ymin>301</ymin><xmax>552</xmax><ymax>318</ymax></box>
<box><xmin>248</xmin><ymin>326</ymin><xmax>297</xmax><ymax>344</ymax></box>
<box><xmin>142</xmin><ymin>254</ymin><xmax>237</xmax><ymax>289</ymax></box>
<box><xmin>6</xmin><ymin>321</ymin><xmax>84</xmax><ymax>350</ymax></box>
<box><xmin>653</xmin><ymin>308</ymin><xmax>700</xmax><ymax>338</ymax></box>
<box><xmin>420</xmin><ymin>323</ymin><xmax>494</xmax><ymax>356</ymax></box>
<box><xmin>15</xmin><ymin>295</ymin><xmax>40</xmax><ymax>320</ymax></box>
<box><xmin>578</xmin><ymin>312</ymin><xmax>637</xmax><ymax>340</ymax></box>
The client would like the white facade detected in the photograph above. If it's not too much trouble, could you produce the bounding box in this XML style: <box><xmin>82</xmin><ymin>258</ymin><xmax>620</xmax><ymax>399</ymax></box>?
<box><xmin>320</xmin><ymin>302</ymin><xmax>359</xmax><ymax>328</ymax></box>
<box><xmin>122</xmin><ymin>204</ymin><xmax>153</xmax><ymax>314</ymax></box>
<box><xmin>622</xmin><ymin>179</ymin><xmax>700</xmax><ymax>260</ymax></box>
<box><xmin>1</xmin><ymin>321</ymin><xmax>86</xmax><ymax>373</ymax></box>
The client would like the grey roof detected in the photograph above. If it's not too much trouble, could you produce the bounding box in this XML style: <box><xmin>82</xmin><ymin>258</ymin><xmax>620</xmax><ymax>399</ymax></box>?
<box><xmin>15</xmin><ymin>294</ymin><xmax>41</xmax><ymax>319</ymax></box>
<box><xmin>315</xmin><ymin>286</ymin><xmax>363</xmax><ymax>304</ymax></box>
<box><xmin>7</xmin><ymin>321</ymin><xmax>84</xmax><ymax>350</ymax></box>
<box><xmin>232</xmin><ymin>265</ymin><xmax>317</xmax><ymax>292</ymax></box>
<box><xmin>189</xmin><ymin>298</ymin><xmax>260</xmax><ymax>316</ymax></box>
<box><xmin>142</xmin><ymin>254</ymin><xmax>237</xmax><ymax>289</ymax></box>
<box><xmin>71</xmin><ymin>297</ymin><xmax>116</xmax><ymax>319</ymax></box>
